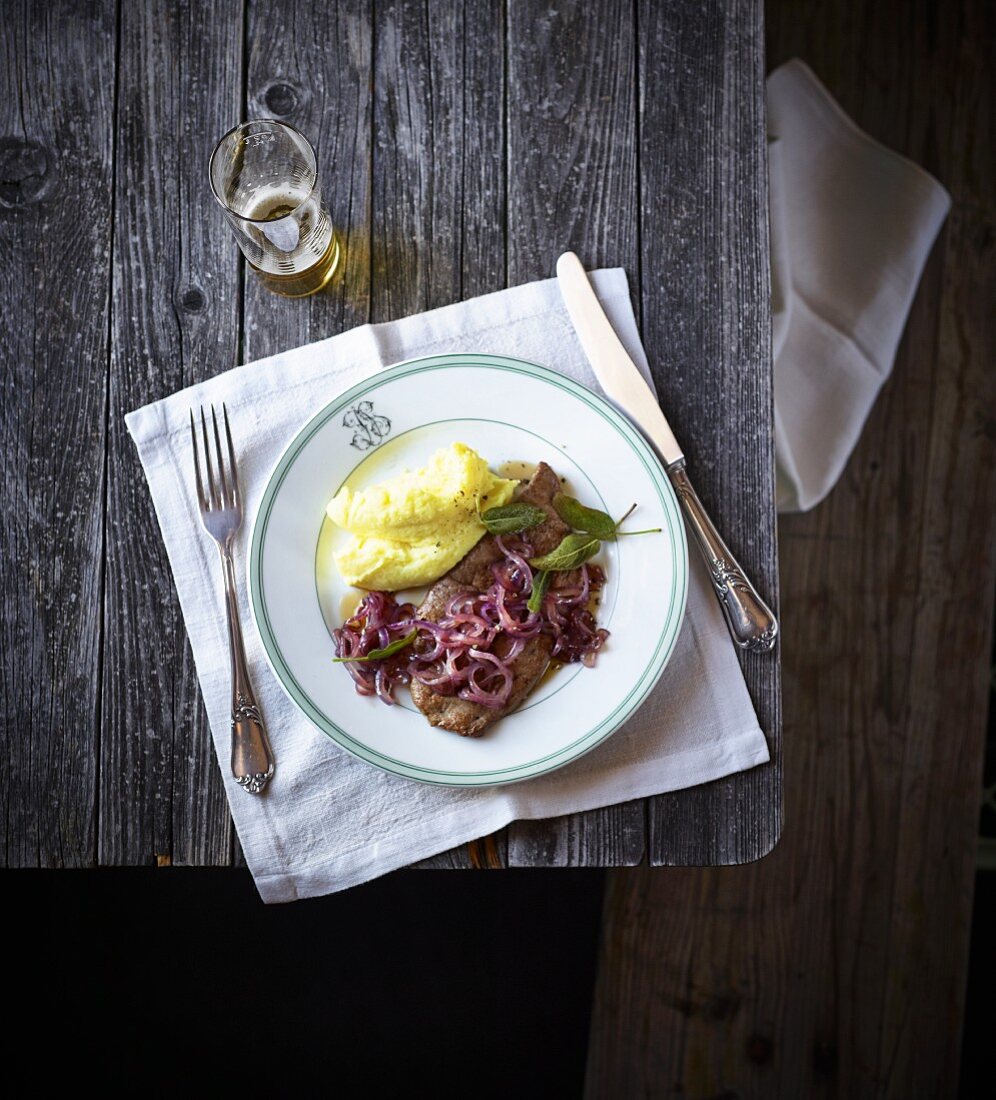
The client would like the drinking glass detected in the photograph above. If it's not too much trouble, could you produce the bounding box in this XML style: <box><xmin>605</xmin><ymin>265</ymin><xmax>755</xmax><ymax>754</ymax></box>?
<box><xmin>209</xmin><ymin>119</ymin><xmax>341</xmax><ymax>298</ymax></box>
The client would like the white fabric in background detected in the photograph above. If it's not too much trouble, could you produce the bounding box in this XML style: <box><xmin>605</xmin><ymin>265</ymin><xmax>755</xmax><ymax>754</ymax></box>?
<box><xmin>126</xmin><ymin>271</ymin><xmax>769</xmax><ymax>903</ymax></box>
<box><xmin>768</xmin><ymin>59</ymin><xmax>951</xmax><ymax>512</ymax></box>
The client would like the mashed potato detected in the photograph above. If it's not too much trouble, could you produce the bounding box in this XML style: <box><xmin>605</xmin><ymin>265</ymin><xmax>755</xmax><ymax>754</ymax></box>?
<box><xmin>326</xmin><ymin>443</ymin><xmax>518</xmax><ymax>590</ymax></box>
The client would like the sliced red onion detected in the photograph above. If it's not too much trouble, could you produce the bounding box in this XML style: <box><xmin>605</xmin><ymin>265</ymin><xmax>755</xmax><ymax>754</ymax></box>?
<box><xmin>332</xmin><ymin>536</ymin><xmax>610</xmax><ymax>709</ymax></box>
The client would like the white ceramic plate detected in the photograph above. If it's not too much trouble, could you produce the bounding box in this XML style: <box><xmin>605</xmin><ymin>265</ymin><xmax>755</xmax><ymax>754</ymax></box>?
<box><xmin>248</xmin><ymin>353</ymin><xmax>688</xmax><ymax>786</ymax></box>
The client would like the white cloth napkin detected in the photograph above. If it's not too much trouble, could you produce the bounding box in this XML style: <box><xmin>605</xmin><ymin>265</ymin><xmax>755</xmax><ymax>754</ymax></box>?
<box><xmin>126</xmin><ymin>270</ymin><xmax>769</xmax><ymax>902</ymax></box>
<box><xmin>768</xmin><ymin>60</ymin><xmax>951</xmax><ymax>512</ymax></box>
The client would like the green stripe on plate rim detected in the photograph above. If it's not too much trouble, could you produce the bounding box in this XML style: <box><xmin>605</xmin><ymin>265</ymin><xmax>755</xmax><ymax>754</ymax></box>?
<box><xmin>249</xmin><ymin>352</ymin><xmax>688</xmax><ymax>787</ymax></box>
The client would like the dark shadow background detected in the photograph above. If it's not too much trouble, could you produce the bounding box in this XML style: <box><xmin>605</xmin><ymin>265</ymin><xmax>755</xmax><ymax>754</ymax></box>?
<box><xmin>11</xmin><ymin>859</ymin><xmax>994</xmax><ymax>1095</ymax></box>
<box><xmin>961</xmin><ymin>627</ymin><xmax>996</xmax><ymax>1098</ymax></box>
<box><xmin>961</xmin><ymin>871</ymin><xmax>995</xmax><ymax>1097</ymax></box>
<box><xmin>12</xmin><ymin>868</ymin><xmax>604</xmax><ymax>1097</ymax></box>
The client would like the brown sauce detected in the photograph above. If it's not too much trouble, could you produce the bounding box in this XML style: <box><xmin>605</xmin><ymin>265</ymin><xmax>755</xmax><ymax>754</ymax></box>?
<box><xmin>539</xmin><ymin>660</ymin><xmax>565</xmax><ymax>688</ymax></box>
<box><xmin>497</xmin><ymin>460</ymin><xmax>538</xmax><ymax>481</ymax></box>
<box><xmin>339</xmin><ymin>589</ymin><xmax>364</xmax><ymax>622</ymax></box>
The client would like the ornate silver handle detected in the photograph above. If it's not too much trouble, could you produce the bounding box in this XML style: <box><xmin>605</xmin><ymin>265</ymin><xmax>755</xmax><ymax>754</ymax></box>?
<box><xmin>221</xmin><ymin>552</ymin><xmax>275</xmax><ymax>793</ymax></box>
<box><xmin>667</xmin><ymin>460</ymin><xmax>778</xmax><ymax>652</ymax></box>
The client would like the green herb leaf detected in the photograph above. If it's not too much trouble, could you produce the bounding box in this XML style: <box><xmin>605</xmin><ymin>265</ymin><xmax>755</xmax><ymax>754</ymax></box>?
<box><xmin>479</xmin><ymin>502</ymin><xmax>547</xmax><ymax>535</ymax></box>
<box><xmin>333</xmin><ymin>629</ymin><xmax>418</xmax><ymax>663</ymax></box>
<box><xmin>529</xmin><ymin>533</ymin><xmax>601</xmax><ymax>572</ymax></box>
<box><xmin>553</xmin><ymin>493</ymin><xmax>618</xmax><ymax>539</ymax></box>
<box><xmin>527</xmin><ymin>569</ymin><xmax>552</xmax><ymax>613</ymax></box>
<box><xmin>614</xmin><ymin>502</ymin><xmax>661</xmax><ymax>536</ymax></box>
<box><xmin>614</xmin><ymin>503</ymin><xmax>638</xmax><ymax>527</ymax></box>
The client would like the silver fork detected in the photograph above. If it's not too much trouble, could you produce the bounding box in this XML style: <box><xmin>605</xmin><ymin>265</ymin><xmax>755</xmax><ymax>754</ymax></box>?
<box><xmin>190</xmin><ymin>404</ymin><xmax>274</xmax><ymax>795</ymax></box>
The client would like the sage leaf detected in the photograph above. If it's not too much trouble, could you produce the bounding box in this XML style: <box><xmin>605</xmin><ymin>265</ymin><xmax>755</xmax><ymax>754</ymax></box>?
<box><xmin>479</xmin><ymin>501</ymin><xmax>547</xmax><ymax>535</ymax></box>
<box><xmin>333</xmin><ymin>629</ymin><xmax>418</xmax><ymax>663</ymax></box>
<box><xmin>527</xmin><ymin>569</ymin><xmax>552</xmax><ymax>613</ymax></box>
<box><xmin>529</xmin><ymin>533</ymin><xmax>601</xmax><ymax>572</ymax></box>
<box><xmin>553</xmin><ymin>493</ymin><xmax>618</xmax><ymax>539</ymax></box>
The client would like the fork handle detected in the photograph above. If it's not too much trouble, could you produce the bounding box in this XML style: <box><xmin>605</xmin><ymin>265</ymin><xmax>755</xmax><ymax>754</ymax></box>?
<box><xmin>221</xmin><ymin>551</ymin><xmax>275</xmax><ymax>794</ymax></box>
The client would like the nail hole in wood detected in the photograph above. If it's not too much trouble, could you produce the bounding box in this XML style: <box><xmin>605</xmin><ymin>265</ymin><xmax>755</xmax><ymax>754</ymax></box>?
<box><xmin>0</xmin><ymin>139</ymin><xmax>50</xmax><ymax>207</ymax></box>
<box><xmin>181</xmin><ymin>286</ymin><xmax>206</xmax><ymax>313</ymax></box>
<box><xmin>264</xmin><ymin>83</ymin><xmax>299</xmax><ymax>116</ymax></box>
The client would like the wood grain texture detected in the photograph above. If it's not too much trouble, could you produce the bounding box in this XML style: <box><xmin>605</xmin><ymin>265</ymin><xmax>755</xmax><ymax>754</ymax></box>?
<box><xmin>0</xmin><ymin>0</ymin><xmax>116</xmax><ymax>867</ymax></box>
<box><xmin>370</xmin><ymin>0</ymin><xmax>505</xmax><ymax>321</ymax></box>
<box><xmin>586</xmin><ymin>0</ymin><xmax>995</xmax><ymax>1093</ymax></box>
<box><xmin>99</xmin><ymin>0</ymin><xmax>241</xmax><ymax>866</ymax></box>
<box><xmin>640</xmin><ymin>0</ymin><xmax>781</xmax><ymax>866</ymax></box>
<box><xmin>504</xmin><ymin>0</ymin><xmax>646</xmax><ymax>868</ymax></box>
<box><xmin>2</xmin><ymin>0</ymin><xmax>782</xmax><ymax>872</ymax></box>
<box><xmin>242</xmin><ymin>0</ymin><xmax>373</xmax><ymax>363</ymax></box>
<box><xmin>235</xmin><ymin>0</ymin><xmax>376</xmax><ymax>867</ymax></box>
<box><xmin>368</xmin><ymin>0</ymin><xmax>508</xmax><ymax>871</ymax></box>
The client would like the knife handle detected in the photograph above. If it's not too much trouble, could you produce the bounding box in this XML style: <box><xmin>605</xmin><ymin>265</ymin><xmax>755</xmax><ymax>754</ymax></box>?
<box><xmin>667</xmin><ymin>460</ymin><xmax>778</xmax><ymax>652</ymax></box>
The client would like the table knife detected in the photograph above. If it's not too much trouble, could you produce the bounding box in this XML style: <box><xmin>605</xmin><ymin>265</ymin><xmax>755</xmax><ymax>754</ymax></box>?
<box><xmin>556</xmin><ymin>251</ymin><xmax>778</xmax><ymax>652</ymax></box>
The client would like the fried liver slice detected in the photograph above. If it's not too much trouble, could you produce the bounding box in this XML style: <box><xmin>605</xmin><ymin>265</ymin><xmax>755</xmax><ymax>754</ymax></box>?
<box><xmin>410</xmin><ymin>463</ymin><xmax>569</xmax><ymax>736</ymax></box>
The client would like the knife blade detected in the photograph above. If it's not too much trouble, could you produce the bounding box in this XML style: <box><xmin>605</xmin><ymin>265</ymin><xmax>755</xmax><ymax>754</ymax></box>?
<box><xmin>555</xmin><ymin>251</ymin><xmax>778</xmax><ymax>653</ymax></box>
<box><xmin>555</xmin><ymin>251</ymin><xmax>684</xmax><ymax>465</ymax></box>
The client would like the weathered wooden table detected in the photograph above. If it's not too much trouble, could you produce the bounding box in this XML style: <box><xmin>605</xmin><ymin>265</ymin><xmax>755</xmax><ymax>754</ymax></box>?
<box><xmin>2</xmin><ymin>0</ymin><xmax>780</xmax><ymax>870</ymax></box>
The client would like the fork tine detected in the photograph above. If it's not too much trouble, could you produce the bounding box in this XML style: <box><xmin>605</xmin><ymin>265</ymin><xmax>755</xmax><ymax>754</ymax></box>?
<box><xmin>189</xmin><ymin>409</ymin><xmax>207</xmax><ymax>510</ymax></box>
<box><xmin>200</xmin><ymin>406</ymin><xmax>217</xmax><ymax>509</ymax></box>
<box><xmin>222</xmin><ymin>403</ymin><xmax>240</xmax><ymax>507</ymax></box>
<box><xmin>211</xmin><ymin>405</ymin><xmax>230</xmax><ymax>507</ymax></box>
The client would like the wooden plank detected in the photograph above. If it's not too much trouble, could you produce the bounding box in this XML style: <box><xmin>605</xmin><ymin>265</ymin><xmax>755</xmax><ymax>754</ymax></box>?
<box><xmin>0</xmin><ymin>0</ymin><xmax>117</xmax><ymax>867</ymax></box>
<box><xmin>639</xmin><ymin>0</ymin><xmax>781</xmax><ymax>866</ymax></box>
<box><xmin>586</xmin><ymin>0</ymin><xmax>995</xmax><ymax>1092</ymax></box>
<box><xmin>241</xmin><ymin>0</ymin><xmax>506</xmax><ymax>870</ymax></box>
<box><xmin>370</xmin><ymin>0</ymin><xmax>505</xmax><ymax>319</ymax></box>
<box><xmin>238</xmin><ymin>0</ymin><xmax>374</xmax><ymax>858</ymax></box>
<box><xmin>416</xmin><ymin>836</ymin><xmax>505</xmax><ymax>871</ymax></box>
<box><xmin>368</xmin><ymin>0</ymin><xmax>508</xmax><ymax>869</ymax></box>
<box><xmin>504</xmin><ymin>0</ymin><xmax>645</xmax><ymax>868</ymax></box>
<box><xmin>242</xmin><ymin>0</ymin><xmax>373</xmax><ymax>363</ymax></box>
<box><xmin>876</xmin><ymin>212</ymin><xmax>992</xmax><ymax>1098</ymax></box>
<box><xmin>869</xmin><ymin>0</ymin><xmax>994</xmax><ymax>1085</ymax></box>
<box><xmin>99</xmin><ymin>0</ymin><xmax>242</xmax><ymax>865</ymax></box>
